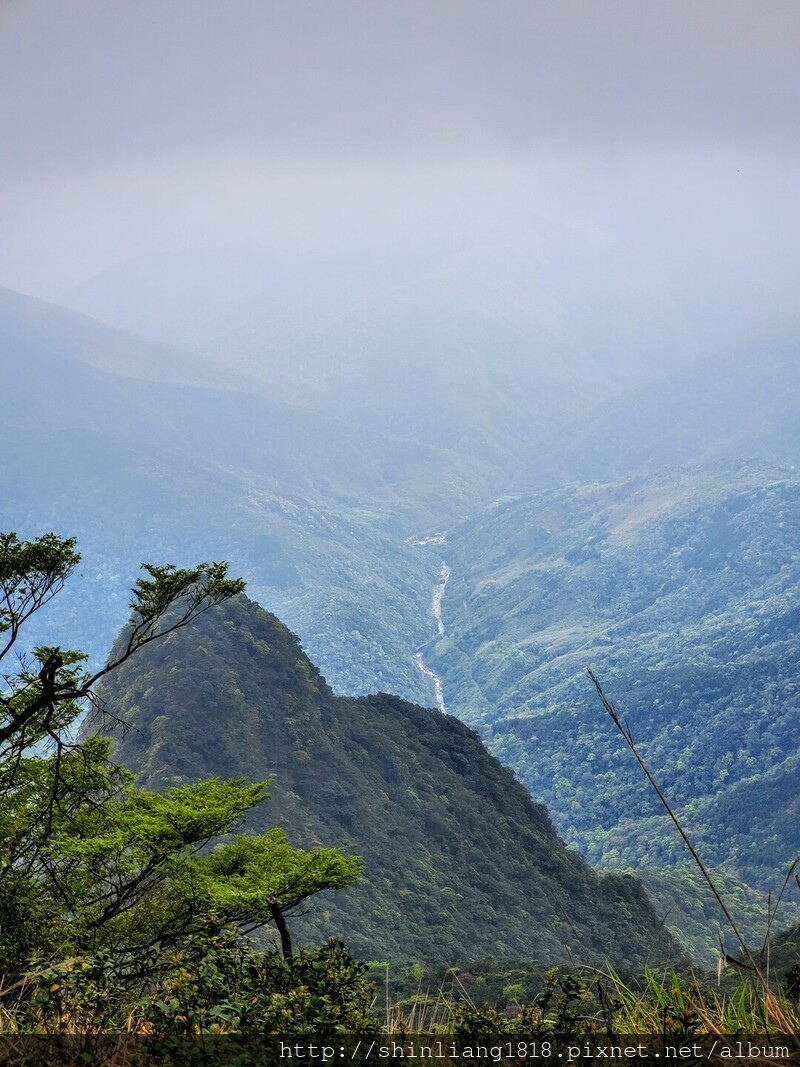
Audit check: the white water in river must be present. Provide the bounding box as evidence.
[414,561,450,712]
[413,651,446,713]
[432,562,451,636]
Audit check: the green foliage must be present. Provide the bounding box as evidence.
[0,532,80,640]
[454,968,603,1041]
[190,833,362,929]
[128,562,245,646]
[29,951,133,1034]
[24,932,375,1037]
[138,931,374,1036]
[0,530,364,1035]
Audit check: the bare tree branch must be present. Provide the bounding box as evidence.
[587,667,763,978]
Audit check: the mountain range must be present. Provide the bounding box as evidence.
[4,276,800,970]
[61,235,722,470]
[0,283,495,703]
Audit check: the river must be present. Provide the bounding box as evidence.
[414,560,450,712]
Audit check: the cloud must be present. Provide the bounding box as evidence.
[1,0,799,311]
[2,0,800,176]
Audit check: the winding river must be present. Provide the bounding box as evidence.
[414,560,450,713]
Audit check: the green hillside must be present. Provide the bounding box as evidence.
[425,460,800,894]
[91,593,674,969]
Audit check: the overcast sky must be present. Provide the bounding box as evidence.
[1,0,799,317]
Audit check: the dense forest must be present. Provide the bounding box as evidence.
[421,461,800,953]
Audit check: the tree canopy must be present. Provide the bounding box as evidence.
[0,531,365,1032]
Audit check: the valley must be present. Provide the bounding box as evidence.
[4,0,800,1040]
[2,280,800,970]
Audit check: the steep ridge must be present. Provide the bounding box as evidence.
[91,594,674,968]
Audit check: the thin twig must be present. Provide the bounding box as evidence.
[587,668,763,979]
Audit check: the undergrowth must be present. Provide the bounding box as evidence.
[375,962,800,1038]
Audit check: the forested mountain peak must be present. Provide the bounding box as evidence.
[92,593,674,967]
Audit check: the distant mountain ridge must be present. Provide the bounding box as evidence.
[0,284,500,513]
[0,284,499,700]
[65,238,799,478]
[0,284,225,389]
[529,341,800,487]
[91,593,674,968]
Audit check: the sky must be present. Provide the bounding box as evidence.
[1,0,800,345]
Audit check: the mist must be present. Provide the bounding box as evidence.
[0,0,797,404]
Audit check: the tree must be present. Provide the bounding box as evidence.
[0,531,244,757]
[0,532,363,1023]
